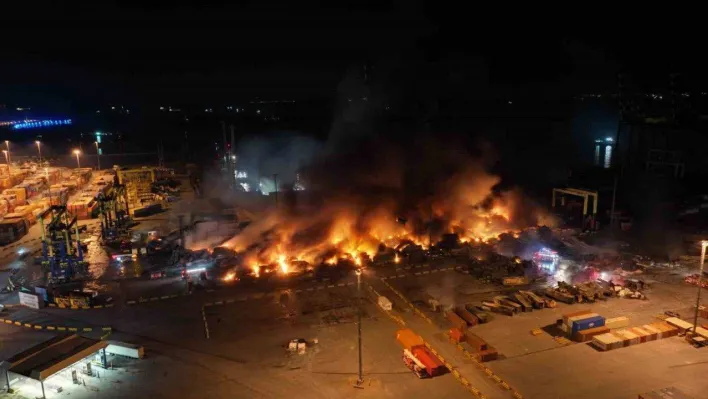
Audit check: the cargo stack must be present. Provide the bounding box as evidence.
[591,322,679,351]
[605,316,630,329]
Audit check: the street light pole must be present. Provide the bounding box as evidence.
[355,268,363,386]
[692,241,707,335]
[2,150,8,165]
[35,141,42,163]
[73,150,81,168]
[95,141,101,170]
[4,141,10,165]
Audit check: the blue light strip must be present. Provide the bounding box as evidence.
[12,119,72,130]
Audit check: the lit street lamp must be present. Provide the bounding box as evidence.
[73,149,81,168]
[4,141,10,164]
[94,141,101,170]
[35,140,42,163]
[693,241,708,335]
[355,268,363,386]
[2,150,8,165]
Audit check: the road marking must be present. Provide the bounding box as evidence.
[337,283,345,287]
[388,276,396,279]
[422,271,429,274]
[327,284,335,288]
[414,272,421,276]
[347,282,355,286]
[83,327,93,332]
[317,286,325,290]
[397,274,405,278]
[46,326,55,330]
[306,287,315,291]
[295,289,302,293]
[68,327,78,332]
[58,327,66,331]
[34,325,42,330]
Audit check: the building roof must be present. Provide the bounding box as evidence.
[0,334,107,381]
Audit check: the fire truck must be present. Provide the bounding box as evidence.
[402,346,445,379]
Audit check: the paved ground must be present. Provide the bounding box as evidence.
[385,263,708,399]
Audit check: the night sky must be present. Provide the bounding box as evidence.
[1,3,707,109]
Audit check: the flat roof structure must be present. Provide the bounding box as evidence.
[1,334,107,382]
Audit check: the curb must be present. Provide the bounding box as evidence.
[0,317,112,333]
[48,303,115,310]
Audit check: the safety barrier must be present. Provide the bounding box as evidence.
[202,282,358,308]
[380,265,470,281]
[0,317,112,333]
[125,291,192,305]
[48,303,115,310]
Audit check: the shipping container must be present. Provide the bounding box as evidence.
[512,293,533,312]
[477,346,498,362]
[573,326,610,342]
[562,309,592,324]
[519,290,545,309]
[629,327,650,343]
[449,328,464,343]
[465,305,490,323]
[481,301,515,316]
[502,276,528,286]
[105,341,145,359]
[571,315,606,335]
[455,306,479,327]
[410,345,445,377]
[396,329,424,350]
[642,325,660,341]
[605,316,630,329]
[0,217,29,245]
[465,333,488,352]
[591,333,620,351]
[446,310,467,331]
[665,317,693,333]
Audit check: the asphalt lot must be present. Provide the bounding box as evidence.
[385,263,708,399]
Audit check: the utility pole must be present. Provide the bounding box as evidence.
[355,269,363,386]
[693,241,707,336]
[273,174,278,207]
[230,125,236,191]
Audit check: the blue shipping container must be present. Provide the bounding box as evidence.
[572,315,606,334]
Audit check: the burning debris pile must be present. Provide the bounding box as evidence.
[218,134,555,278]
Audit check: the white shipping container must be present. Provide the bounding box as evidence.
[605,316,630,329]
[378,296,393,311]
[106,341,144,359]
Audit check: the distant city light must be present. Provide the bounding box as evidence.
[12,119,72,130]
[605,137,614,142]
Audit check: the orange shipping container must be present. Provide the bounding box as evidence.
[573,326,610,342]
[449,328,464,343]
[396,329,424,350]
[562,309,592,324]
[465,333,488,352]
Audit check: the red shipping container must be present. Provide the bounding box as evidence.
[410,345,445,377]
[465,333,488,352]
[446,311,467,331]
[455,306,479,326]
[449,328,464,343]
